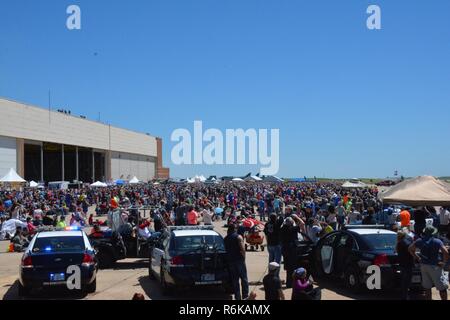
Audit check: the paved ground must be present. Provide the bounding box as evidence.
[0,218,445,300]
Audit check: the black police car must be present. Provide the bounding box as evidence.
[148,226,231,295]
[312,226,422,291]
[19,227,98,296]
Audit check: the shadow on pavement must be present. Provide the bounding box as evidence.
[3,280,88,300]
[138,276,232,301]
[109,259,149,270]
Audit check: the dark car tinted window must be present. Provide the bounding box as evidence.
[33,236,85,253]
[174,235,225,252]
[360,234,396,251]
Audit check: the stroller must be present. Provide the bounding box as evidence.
[242,219,265,252]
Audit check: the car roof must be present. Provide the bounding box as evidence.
[172,230,220,237]
[37,231,84,238]
[348,229,396,236]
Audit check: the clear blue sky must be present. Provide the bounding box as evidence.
[1,0,450,179]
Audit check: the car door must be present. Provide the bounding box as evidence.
[334,233,357,276]
[151,236,166,276]
[318,233,338,275]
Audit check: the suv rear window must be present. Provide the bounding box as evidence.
[33,236,85,253]
[360,234,396,251]
[174,235,225,252]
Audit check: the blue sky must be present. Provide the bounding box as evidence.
[1,0,449,179]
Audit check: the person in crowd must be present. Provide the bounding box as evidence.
[439,207,450,236]
[280,215,303,288]
[413,207,428,237]
[26,217,36,236]
[336,201,347,230]
[306,218,322,244]
[326,205,337,230]
[263,262,285,300]
[396,229,414,300]
[132,293,145,300]
[201,205,214,226]
[362,207,377,225]
[409,226,449,300]
[264,213,284,267]
[291,267,321,300]
[258,198,266,222]
[186,206,199,226]
[11,227,29,252]
[224,224,249,300]
[399,208,411,228]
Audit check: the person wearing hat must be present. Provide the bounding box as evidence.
[263,262,285,300]
[291,267,321,300]
[409,225,449,300]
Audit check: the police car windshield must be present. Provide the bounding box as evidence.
[360,234,396,251]
[174,235,225,253]
[33,237,85,253]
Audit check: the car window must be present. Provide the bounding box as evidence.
[33,236,85,253]
[337,234,357,250]
[360,234,396,251]
[174,235,225,252]
[322,233,338,246]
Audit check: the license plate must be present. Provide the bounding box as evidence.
[201,274,215,282]
[412,275,421,284]
[50,273,65,282]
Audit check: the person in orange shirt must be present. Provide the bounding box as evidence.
[399,209,411,227]
[187,206,199,225]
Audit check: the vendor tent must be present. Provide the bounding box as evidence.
[0,168,26,183]
[129,176,140,184]
[91,181,107,187]
[342,181,367,189]
[29,181,39,188]
[379,176,450,206]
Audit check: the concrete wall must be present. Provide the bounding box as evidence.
[0,98,157,157]
[0,136,17,177]
[111,151,156,182]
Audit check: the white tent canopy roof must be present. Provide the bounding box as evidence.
[129,176,140,184]
[0,168,26,183]
[379,175,450,206]
[342,181,367,189]
[91,181,107,187]
[29,181,39,188]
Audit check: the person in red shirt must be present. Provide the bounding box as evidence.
[187,206,199,225]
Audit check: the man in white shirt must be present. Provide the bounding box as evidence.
[201,207,214,225]
[439,207,450,234]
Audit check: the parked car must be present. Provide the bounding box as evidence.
[19,227,98,296]
[311,226,422,292]
[148,226,231,295]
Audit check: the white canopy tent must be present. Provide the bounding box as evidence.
[232,178,244,182]
[0,168,26,183]
[342,181,368,189]
[129,176,140,184]
[91,181,108,188]
[29,181,39,188]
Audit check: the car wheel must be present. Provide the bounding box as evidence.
[18,282,31,297]
[345,267,362,292]
[245,244,248,251]
[261,245,265,252]
[84,279,97,294]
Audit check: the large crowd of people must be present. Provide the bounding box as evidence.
[0,181,449,300]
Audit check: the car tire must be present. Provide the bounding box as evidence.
[84,279,97,294]
[18,282,31,297]
[245,244,248,251]
[344,266,362,292]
